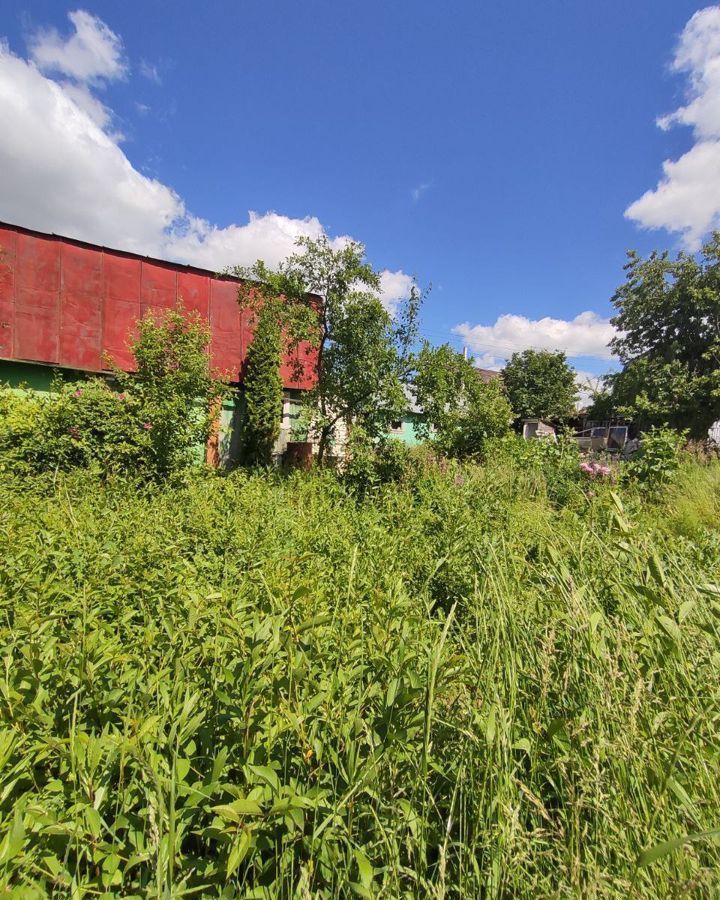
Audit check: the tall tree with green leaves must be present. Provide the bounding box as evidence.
[241,305,283,466]
[607,235,720,437]
[413,343,513,457]
[501,349,578,422]
[234,236,420,463]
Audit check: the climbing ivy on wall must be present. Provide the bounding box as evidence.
[241,305,283,466]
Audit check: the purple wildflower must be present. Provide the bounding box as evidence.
[143,422,154,430]
[73,389,83,398]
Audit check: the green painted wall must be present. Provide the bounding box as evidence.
[386,412,424,447]
[0,359,74,393]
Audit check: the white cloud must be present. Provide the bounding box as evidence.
[28,9,127,83]
[411,181,432,203]
[378,270,415,314]
[0,42,181,253]
[140,60,161,84]
[626,6,720,249]
[454,311,616,361]
[166,211,347,271]
[471,352,503,371]
[0,16,413,308]
[59,80,114,132]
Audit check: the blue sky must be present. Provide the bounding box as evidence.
[1,0,717,389]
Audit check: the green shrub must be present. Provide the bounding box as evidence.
[115,308,228,476]
[0,309,227,478]
[0,386,44,467]
[343,429,415,495]
[0,378,147,474]
[484,431,585,507]
[626,426,687,492]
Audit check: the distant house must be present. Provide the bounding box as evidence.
[387,388,425,446]
[386,367,501,445]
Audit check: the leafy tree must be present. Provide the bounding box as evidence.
[501,349,578,423]
[608,235,720,437]
[235,236,420,463]
[413,343,513,458]
[116,308,228,475]
[241,305,284,466]
[585,385,616,422]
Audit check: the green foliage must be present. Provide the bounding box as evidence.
[343,428,415,496]
[626,426,687,493]
[414,343,513,457]
[235,236,421,462]
[485,431,585,507]
[0,378,151,475]
[241,306,283,466]
[586,384,616,421]
[608,235,720,437]
[0,309,227,478]
[1,459,719,896]
[117,308,227,476]
[501,348,579,422]
[662,460,720,537]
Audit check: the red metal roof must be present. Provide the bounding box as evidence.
[0,220,318,389]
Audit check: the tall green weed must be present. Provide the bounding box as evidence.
[0,460,718,896]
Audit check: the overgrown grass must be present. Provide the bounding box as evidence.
[0,458,719,896]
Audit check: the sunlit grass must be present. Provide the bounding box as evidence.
[0,461,719,896]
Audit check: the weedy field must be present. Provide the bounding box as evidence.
[0,455,719,897]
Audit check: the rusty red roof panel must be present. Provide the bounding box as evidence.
[0,220,318,389]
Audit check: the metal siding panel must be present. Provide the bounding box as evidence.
[291,342,318,390]
[103,297,140,370]
[59,292,103,370]
[62,242,103,295]
[103,255,141,371]
[15,286,58,310]
[0,227,16,303]
[177,271,210,317]
[14,304,59,363]
[16,233,61,293]
[105,253,141,300]
[210,280,242,380]
[0,299,13,357]
[60,243,103,371]
[142,260,177,311]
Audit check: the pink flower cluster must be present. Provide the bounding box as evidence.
[580,461,611,479]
